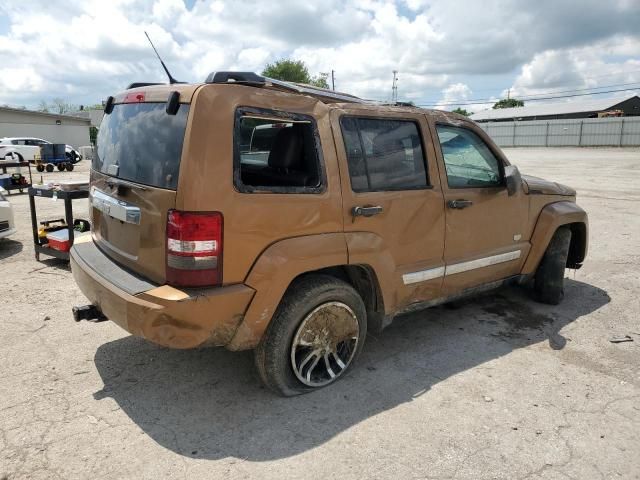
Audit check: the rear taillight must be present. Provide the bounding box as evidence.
[166,210,223,287]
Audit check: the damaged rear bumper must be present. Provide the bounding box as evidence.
[70,235,255,349]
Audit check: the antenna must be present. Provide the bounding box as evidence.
[392,70,398,103]
[144,31,180,84]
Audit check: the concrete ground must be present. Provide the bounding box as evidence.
[0,147,638,480]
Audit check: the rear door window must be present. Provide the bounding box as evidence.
[340,117,428,192]
[94,103,190,190]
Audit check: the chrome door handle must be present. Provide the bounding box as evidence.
[352,205,383,218]
[447,199,473,209]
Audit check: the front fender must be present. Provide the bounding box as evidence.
[521,201,588,275]
[226,233,348,351]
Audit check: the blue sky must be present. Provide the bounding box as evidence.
[0,0,638,112]
[0,11,10,35]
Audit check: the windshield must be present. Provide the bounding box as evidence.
[94,103,190,190]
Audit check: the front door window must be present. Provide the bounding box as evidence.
[436,125,502,188]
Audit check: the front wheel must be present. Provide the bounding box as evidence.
[534,226,572,305]
[255,275,367,396]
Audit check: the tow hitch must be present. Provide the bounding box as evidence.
[72,305,107,322]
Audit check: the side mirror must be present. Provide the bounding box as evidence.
[505,165,522,196]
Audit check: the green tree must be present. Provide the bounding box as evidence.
[452,107,472,116]
[38,98,77,114]
[311,72,330,89]
[262,59,330,88]
[89,126,99,145]
[263,59,310,83]
[493,98,524,109]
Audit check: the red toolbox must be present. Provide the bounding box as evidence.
[45,229,70,252]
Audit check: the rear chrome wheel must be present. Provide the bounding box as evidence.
[291,302,359,387]
[255,274,367,396]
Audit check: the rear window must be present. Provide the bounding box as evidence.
[94,103,190,190]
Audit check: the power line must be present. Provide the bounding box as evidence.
[414,86,640,107]
[460,70,640,96]
[379,69,640,97]
[410,81,640,106]
[502,81,640,99]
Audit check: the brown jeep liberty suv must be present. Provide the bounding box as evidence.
[71,72,588,396]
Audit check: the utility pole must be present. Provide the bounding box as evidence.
[331,70,335,91]
[507,88,511,100]
[392,70,398,103]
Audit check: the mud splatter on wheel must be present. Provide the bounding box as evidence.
[255,274,367,396]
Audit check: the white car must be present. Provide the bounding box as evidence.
[0,137,81,163]
[0,188,16,239]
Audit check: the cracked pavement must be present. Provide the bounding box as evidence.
[0,147,638,479]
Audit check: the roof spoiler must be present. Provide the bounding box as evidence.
[205,71,266,86]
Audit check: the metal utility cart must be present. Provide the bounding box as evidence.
[28,185,89,261]
[34,144,75,173]
[0,161,32,194]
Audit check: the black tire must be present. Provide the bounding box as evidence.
[11,153,24,163]
[534,226,572,305]
[36,164,45,172]
[66,163,74,171]
[45,164,54,173]
[57,163,65,171]
[255,274,367,396]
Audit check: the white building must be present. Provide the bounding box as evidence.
[70,108,104,128]
[0,106,91,148]
[471,95,640,122]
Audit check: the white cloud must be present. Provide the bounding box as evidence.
[0,0,638,109]
[435,83,472,110]
[508,40,640,103]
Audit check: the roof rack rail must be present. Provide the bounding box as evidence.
[204,70,368,104]
[265,77,369,104]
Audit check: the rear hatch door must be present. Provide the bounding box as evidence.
[91,100,190,284]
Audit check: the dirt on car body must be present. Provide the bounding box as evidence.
[70,72,588,395]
